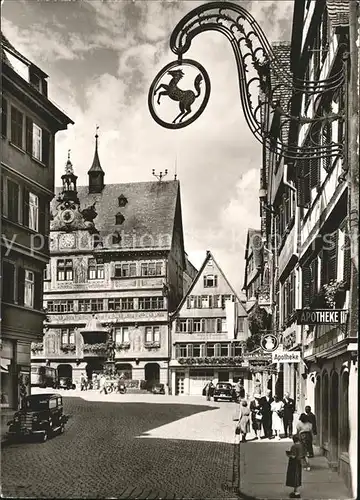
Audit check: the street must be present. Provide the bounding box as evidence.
[1,393,238,499]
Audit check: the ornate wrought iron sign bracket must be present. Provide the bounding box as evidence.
[148,1,345,161]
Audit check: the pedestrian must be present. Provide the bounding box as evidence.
[236,399,251,443]
[99,374,107,395]
[295,413,312,470]
[285,434,303,498]
[259,389,273,439]
[205,380,213,401]
[283,392,296,438]
[250,393,262,439]
[271,394,284,440]
[304,406,317,457]
[80,374,85,391]
[235,380,245,402]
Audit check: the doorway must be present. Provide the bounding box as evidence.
[57,364,73,381]
[145,363,160,386]
[176,372,185,395]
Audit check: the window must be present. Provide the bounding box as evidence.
[220,344,229,356]
[88,258,104,279]
[10,106,23,148]
[115,213,125,225]
[43,264,51,281]
[201,295,209,308]
[118,195,128,207]
[221,318,227,333]
[237,318,244,332]
[114,262,137,277]
[193,344,201,357]
[57,259,73,281]
[284,272,296,320]
[24,270,34,308]
[115,327,129,344]
[23,191,39,231]
[193,319,202,333]
[2,97,7,137]
[145,326,160,343]
[176,319,187,332]
[78,299,104,312]
[7,179,19,222]
[139,297,164,310]
[61,328,75,345]
[206,343,215,357]
[206,318,216,333]
[175,344,187,357]
[2,261,15,303]
[108,297,134,311]
[46,300,74,313]
[221,295,232,308]
[29,71,42,91]
[321,231,338,285]
[140,262,163,276]
[32,123,42,161]
[203,275,217,287]
[234,343,243,356]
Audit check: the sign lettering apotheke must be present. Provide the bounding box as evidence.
[296,309,348,325]
[272,351,301,363]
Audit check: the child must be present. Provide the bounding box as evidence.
[285,435,302,498]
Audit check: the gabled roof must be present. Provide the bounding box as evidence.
[173,250,247,316]
[51,180,181,250]
[1,32,48,77]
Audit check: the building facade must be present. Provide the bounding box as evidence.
[31,136,186,388]
[251,1,357,495]
[169,251,250,396]
[1,35,73,409]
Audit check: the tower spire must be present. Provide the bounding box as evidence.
[60,148,78,202]
[88,125,105,193]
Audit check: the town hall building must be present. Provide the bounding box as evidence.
[31,132,186,388]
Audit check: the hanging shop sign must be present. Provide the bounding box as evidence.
[260,334,279,353]
[272,351,301,363]
[296,309,348,325]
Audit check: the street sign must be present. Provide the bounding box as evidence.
[296,309,347,325]
[260,334,279,353]
[272,350,301,363]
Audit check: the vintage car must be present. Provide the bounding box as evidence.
[6,393,69,442]
[151,383,165,395]
[213,382,236,402]
[55,377,76,390]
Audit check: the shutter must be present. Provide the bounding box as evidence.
[23,187,29,227]
[186,297,191,309]
[310,258,318,296]
[2,261,15,302]
[214,275,218,287]
[208,295,213,308]
[38,196,47,234]
[42,129,50,166]
[302,265,311,307]
[17,267,25,306]
[201,319,206,332]
[200,344,206,357]
[327,231,338,281]
[322,122,332,172]
[215,343,221,357]
[175,345,180,358]
[26,117,33,154]
[187,344,193,357]
[203,276,207,287]
[310,155,320,189]
[33,271,43,310]
[297,160,310,208]
[343,232,351,287]
[1,97,7,137]
[187,319,193,333]
[319,250,326,287]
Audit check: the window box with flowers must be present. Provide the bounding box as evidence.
[61,343,76,353]
[144,341,161,349]
[178,356,244,366]
[322,280,347,309]
[83,343,107,355]
[31,342,44,354]
[115,342,131,351]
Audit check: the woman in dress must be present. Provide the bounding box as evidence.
[271,394,284,440]
[237,400,251,443]
[296,413,312,470]
[250,393,262,439]
[285,434,303,498]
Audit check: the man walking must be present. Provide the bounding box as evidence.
[205,380,214,401]
[260,389,273,438]
[283,392,296,438]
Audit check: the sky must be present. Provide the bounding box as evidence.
[2,0,294,295]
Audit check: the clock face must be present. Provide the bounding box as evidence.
[59,233,76,249]
[61,209,75,224]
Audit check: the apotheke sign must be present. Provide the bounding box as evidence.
[272,351,301,363]
[296,309,347,325]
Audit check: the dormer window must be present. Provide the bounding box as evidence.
[29,71,41,91]
[118,195,128,207]
[115,212,125,225]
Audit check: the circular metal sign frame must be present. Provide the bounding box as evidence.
[148,59,211,130]
[260,334,279,353]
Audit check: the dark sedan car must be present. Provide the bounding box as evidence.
[213,382,236,402]
[7,393,69,442]
[152,383,165,395]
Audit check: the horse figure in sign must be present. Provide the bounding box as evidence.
[154,69,203,124]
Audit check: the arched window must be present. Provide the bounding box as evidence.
[340,371,349,453]
[322,372,329,445]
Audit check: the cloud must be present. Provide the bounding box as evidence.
[2,0,293,294]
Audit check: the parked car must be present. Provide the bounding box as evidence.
[56,377,76,390]
[152,383,165,395]
[6,393,69,442]
[213,382,236,402]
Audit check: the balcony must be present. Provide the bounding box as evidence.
[144,341,161,350]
